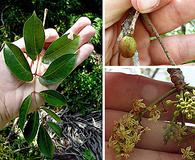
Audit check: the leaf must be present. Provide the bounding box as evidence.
[40,90,66,106]
[23,12,45,60]
[18,95,32,130]
[183,60,195,64]
[41,107,62,122]
[3,43,33,81]
[39,54,76,85]
[47,122,62,137]
[37,124,54,158]
[24,111,39,143]
[42,34,80,64]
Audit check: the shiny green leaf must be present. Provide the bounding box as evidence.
[40,90,66,106]
[24,112,39,143]
[23,12,45,60]
[41,107,62,122]
[39,54,76,85]
[47,121,62,137]
[19,95,32,130]
[37,124,54,158]
[3,43,33,81]
[42,34,79,64]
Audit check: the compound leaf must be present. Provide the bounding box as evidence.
[42,34,79,64]
[37,124,54,158]
[18,94,32,130]
[24,111,39,143]
[3,43,33,81]
[42,107,62,123]
[47,121,62,137]
[40,90,66,106]
[39,54,76,85]
[23,12,45,60]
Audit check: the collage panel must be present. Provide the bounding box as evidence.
[105,0,195,66]
[0,0,102,160]
[105,68,195,160]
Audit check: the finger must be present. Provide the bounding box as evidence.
[105,22,121,65]
[131,0,171,13]
[44,28,59,49]
[78,25,96,47]
[105,0,132,28]
[75,43,94,66]
[147,0,195,34]
[66,17,92,35]
[149,34,195,65]
[105,142,182,160]
[106,72,173,109]
[106,109,194,153]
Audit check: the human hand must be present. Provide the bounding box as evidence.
[105,72,191,159]
[105,0,195,66]
[0,17,95,129]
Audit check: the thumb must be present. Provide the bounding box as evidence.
[131,0,160,13]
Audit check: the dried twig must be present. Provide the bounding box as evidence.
[141,14,176,66]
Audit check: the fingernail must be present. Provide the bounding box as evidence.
[138,0,160,13]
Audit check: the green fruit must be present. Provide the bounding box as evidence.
[119,36,137,58]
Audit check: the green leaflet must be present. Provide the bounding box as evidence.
[37,124,54,158]
[18,95,32,130]
[41,107,62,123]
[47,121,62,137]
[40,90,66,106]
[24,112,39,143]
[23,12,45,60]
[39,54,76,85]
[3,43,33,82]
[42,34,80,64]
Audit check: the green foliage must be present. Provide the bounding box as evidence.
[42,107,62,123]
[83,148,95,160]
[3,12,80,158]
[19,95,32,130]
[40,90,66,106]
[58,53,102,114]
[23,11,45,60]
[3,43,33,81]
[24,112,39,143]
[37,125,54,158]
[42,34,80,64]
[40,54,76,85]
[47,121,62,137]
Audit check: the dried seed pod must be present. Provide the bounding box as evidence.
[119,36,136,58]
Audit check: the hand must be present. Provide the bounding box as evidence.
[105,0,195,65]
[105,72,188,160]
[0,17,95,129]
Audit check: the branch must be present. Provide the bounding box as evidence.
[141,14,176,66]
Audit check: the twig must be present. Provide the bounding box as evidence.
[151,68,159,78]
[141,14,176,66]
[128,10,140,35]
[149,88,177,107]
[42,8,48,28]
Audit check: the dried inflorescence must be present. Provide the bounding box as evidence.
[108,113,148,159]
[163,122,188,144]
[181,146,195,160]
[109,99,161,159]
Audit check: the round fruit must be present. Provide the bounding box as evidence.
[118,36,137,58]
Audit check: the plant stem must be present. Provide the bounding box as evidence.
[43,8,48,28]
[149,88,177,107]
[141,14,176,66]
